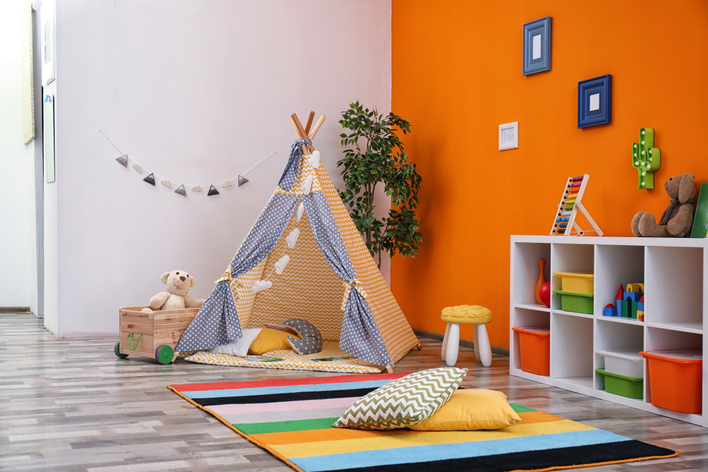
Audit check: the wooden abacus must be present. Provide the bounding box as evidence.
[550,174,603,236]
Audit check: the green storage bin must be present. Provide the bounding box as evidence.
[596,368,643,399]
[553,290,593,314]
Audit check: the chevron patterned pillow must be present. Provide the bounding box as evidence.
[333,367,468,430]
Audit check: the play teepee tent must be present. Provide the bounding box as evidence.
[176,113,419,371]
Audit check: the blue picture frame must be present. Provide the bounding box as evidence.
[578,74,612,128]
[522,17,552,76]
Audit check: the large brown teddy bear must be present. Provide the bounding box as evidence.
[631,173,696,237]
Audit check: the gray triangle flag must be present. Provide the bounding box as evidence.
[143,173,156,186]
[174,184,186,196]
[238,175,249,187]
[207,185,220,196]
[116,155,128,167]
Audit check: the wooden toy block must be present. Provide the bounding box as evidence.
[623,291,643,302]
[619,299,630,318]
[603,305,617,317]
[626,283,644,293]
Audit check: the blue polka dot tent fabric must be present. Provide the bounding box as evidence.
[176,138,419,371]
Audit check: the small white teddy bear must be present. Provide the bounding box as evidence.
[141,270,205,313]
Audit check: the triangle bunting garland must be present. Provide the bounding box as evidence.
[101,129,279,199]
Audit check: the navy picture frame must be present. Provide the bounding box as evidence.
[522,17,552,76]
[578,74,612,128]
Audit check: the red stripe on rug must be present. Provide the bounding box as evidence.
[170,372,409,392]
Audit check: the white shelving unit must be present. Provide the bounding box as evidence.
[510,235,707,427]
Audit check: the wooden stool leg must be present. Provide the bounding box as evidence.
[472,325,481,363]
[441,323,451,362]
[473,323,492,367]
[444,323,460,367]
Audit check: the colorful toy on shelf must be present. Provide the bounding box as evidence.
[632,128,661,189]
[550,174,603,236]
[637,294,645,321]
[539,281,551,308]
[535,259,547,305]
[604,282,644,320]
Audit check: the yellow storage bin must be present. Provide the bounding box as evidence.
[553,272,594,294]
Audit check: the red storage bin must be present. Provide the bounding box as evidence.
[640,350,702,414]
[513,327,550,376]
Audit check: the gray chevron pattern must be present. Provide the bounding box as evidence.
[333,367,468,430]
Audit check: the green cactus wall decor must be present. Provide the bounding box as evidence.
[632,128,661,189]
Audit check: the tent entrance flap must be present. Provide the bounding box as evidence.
[247,211,345,342]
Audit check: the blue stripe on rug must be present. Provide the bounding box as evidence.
[291,430,630,471]
[183,380,392,399]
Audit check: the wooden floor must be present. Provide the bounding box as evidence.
[2,312,708,471]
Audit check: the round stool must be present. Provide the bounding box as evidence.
[441,305,493,367]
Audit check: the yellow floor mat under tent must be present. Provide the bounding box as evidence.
[183,342,383,374]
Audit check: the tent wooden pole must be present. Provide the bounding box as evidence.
[304,111,315,135]
[290,114,307,139]
[291,112,326,155]
[308,115,325,140]
[290,114,311,155]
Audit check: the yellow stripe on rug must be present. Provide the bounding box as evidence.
[272,419,596,458]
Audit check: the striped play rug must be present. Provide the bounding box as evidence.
[168,373,677,472]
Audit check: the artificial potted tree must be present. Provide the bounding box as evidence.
[338,101,422,268]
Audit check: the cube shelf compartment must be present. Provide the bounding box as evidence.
[510,236,706,427]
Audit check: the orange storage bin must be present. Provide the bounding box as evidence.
[513,327,550,376]
[640,350,702,414]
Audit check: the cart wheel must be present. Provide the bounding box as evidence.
[114,342,128,359]
[156,345,174,365]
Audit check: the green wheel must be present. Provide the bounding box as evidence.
[114,342,128,359]
[156,345,174,365]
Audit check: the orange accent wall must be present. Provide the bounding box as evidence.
[391,1,708,349]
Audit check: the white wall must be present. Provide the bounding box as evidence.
[0,1,39,314]
[50,0,392,336]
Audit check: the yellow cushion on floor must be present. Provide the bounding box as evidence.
[441,305,492,324]
[248,328,300,355]
[410,389,521,431]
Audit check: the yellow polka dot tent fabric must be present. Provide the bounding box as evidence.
[176,139,419,371]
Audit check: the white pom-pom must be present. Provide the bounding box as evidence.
[251,280,273,293]
[308,150,320,168]
[303,175,313,195]
[275,255,290,274]
[286,228,300,248]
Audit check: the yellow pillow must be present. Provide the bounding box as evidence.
[248,328,300,355]
[409,389,521,431]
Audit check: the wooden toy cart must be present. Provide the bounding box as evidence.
[114,306,198,364]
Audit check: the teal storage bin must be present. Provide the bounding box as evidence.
[553,290,593,314]
[596,368,643,399]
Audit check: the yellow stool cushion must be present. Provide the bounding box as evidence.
[441,305,492,324]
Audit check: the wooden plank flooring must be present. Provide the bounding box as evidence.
[2,311,708,471]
